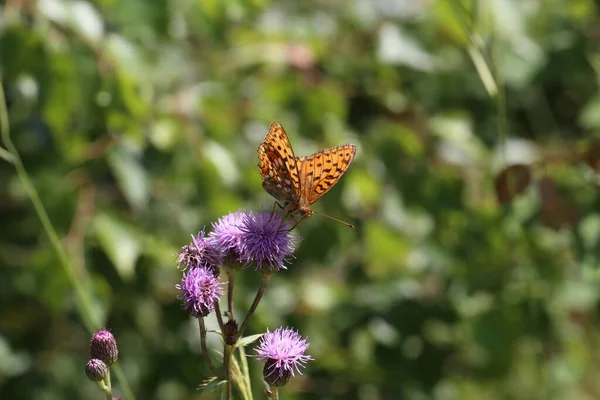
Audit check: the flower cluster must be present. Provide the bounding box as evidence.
[208,210,298,272]
[178,211,298,274]
[175,211,298,318]
[174,210,312,392]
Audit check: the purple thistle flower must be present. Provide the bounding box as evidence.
[208,211,246,265]
[177,229,221,274]
[238,211,298,272]
[90,328,118,365]
[85,359,108,382]
[176,266,223,317]
[254,327,313,387]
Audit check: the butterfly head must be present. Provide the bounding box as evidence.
[297,206,314,219]
[282,202,312,219]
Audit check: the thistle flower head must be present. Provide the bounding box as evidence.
[254,327,313,387]
[176,266,223,317]
[238,212,298,272]
[177,229,221,274]
[90,328,118,365]
[208,211,246,265]
[85,359,108,382]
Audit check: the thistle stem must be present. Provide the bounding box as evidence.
[271,387,279,400]
[224,344,234,400]
[198,317,219,377]
[227,269,235,318]
[237,273,271,340]
[98,375,112,400]
[214,301,225,331]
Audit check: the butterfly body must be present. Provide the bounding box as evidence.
[257,121,356,224]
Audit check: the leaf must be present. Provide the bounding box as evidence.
[236,333,264,349]
[230,354,252,400]
[198,376,226,393]
[93,213,140,280]
[107,148,150,212]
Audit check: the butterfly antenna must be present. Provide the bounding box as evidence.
[311,210,355,228]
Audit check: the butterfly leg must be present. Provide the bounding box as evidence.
[273,201,285,213]
[268,201,290,230]
[268,201,285,221]
[286,213,307,231]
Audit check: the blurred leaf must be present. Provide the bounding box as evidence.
[579,93,600,129]
[107,148,150,212]
[93,213,141,280]
[364,222,409,278]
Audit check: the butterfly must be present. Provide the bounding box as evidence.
[257,121,356,227]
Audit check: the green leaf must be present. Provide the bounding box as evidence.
[107,148,150,212]
[198,376,226,393]
[236,333,264,349]
[93,213,140,280]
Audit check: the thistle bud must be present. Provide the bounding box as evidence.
[90,328,119,365]
[85,359,108,382]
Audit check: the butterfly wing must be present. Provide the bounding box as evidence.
[257,122,301,205]
[298,143,356,206]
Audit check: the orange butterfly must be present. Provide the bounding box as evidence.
[257,122,356,227]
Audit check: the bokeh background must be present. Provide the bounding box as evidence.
[2,0,600,399]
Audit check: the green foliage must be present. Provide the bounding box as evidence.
[1,0,600,399]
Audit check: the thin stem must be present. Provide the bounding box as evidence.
[198,318,219,377]
[98,377,112,400]
[271,387,279,400]
[0,81,97,331]
[227,269,235,318]
[224,344,234,400]
[214,301,225,331]
[0,79,136,400]
[236,273,271,340]
[104,369,113,400]
[0,146,14,163]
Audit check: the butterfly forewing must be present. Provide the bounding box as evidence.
[257,122,301,205]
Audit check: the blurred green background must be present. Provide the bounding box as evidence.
[2,0,600,399]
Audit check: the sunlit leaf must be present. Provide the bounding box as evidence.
[93,213,141,280]
[107,148,150,212]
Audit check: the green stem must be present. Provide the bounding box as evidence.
[198,317,219,377]
[227,269,235,318]
[236,273,271,340]
[224,344,234,400]
[0,79,135,400]
[97,377,112,400]
[214,301,225,331]
[0,81,97,330]
[105,369,112,399]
